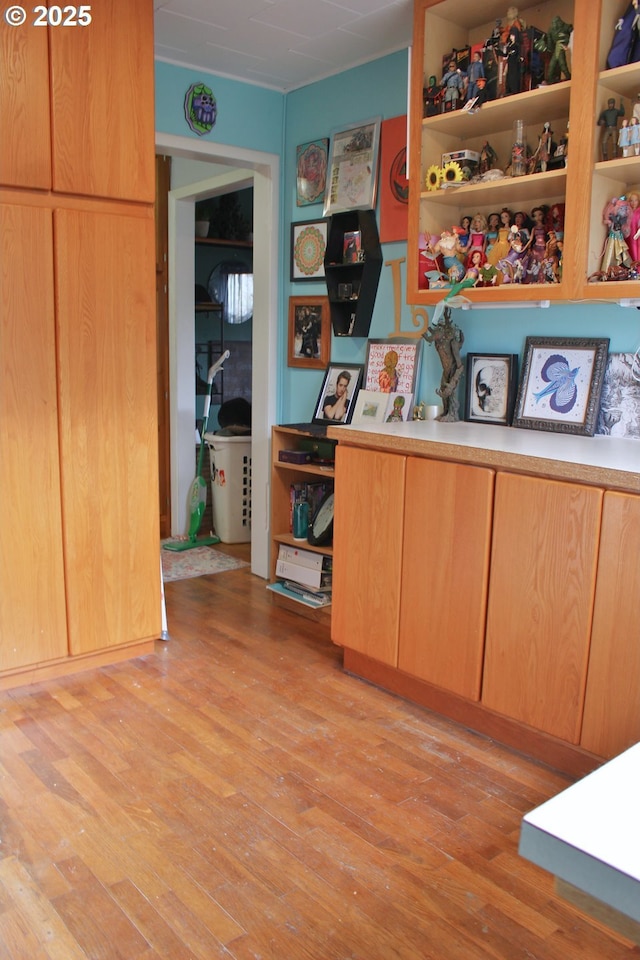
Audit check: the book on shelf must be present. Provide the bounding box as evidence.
[282,580,332,601]
[266,580,331,608]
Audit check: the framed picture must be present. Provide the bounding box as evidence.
[296,138,329,207]
[287,296,330,370]
[352,389,413,425]
[323,117,381,217]
[464,353,519,426]
[596,352,640,438]
[290,219,327,281]
[312,363,364,425]
[364,339,422,395]
[513,336,610,436]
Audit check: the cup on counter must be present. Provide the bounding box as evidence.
[424,404,441,420]
[292,501,309,540]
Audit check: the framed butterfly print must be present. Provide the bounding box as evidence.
[513,336,610,436]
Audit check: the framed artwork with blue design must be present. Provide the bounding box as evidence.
[513,336,610,436]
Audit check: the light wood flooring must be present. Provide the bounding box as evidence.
[1,552,638,960]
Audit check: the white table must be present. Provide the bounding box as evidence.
[520,742,640,943]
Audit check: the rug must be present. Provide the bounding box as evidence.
[161,540,249,582]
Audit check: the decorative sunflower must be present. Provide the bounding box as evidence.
[442,161,463,184]
[426,164,441,191]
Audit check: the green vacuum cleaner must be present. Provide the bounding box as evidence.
[163,349,230,553]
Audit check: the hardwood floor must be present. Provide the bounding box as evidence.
[0,561,637,959]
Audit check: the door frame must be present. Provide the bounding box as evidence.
[155,132,279,579]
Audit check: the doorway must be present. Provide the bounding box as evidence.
[155,132,280,579]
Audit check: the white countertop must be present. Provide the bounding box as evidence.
[519,742,640,922]
[329,420,640,492]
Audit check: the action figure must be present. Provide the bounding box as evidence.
[598,98,625,160]
[423,75,441,118]
[465,51,485,105]
[529,122,554,173]
[422,308,464,422]
[479,140,498,173]
[440,60,466,112]
[535,16,572,84]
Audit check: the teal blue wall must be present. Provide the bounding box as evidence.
[155,55,640,422]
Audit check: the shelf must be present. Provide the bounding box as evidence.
[422,82,572,139]
[419,168,567,208]
[273,532,333,556]
[593,157,640,185]
[195,302,222,312]
[273,460,335,478]
[195,237,253,248]
[598,62,640,100]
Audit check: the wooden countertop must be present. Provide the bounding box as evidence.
[327,421,640,493]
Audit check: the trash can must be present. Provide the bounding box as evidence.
[204,433,252,543]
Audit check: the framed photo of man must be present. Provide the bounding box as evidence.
[312,364,363,424]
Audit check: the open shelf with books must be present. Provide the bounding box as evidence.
[269,426,337,625]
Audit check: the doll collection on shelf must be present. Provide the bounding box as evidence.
[419,3,640,288]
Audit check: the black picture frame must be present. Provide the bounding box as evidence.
[464,353,519,426]
[312,363,363,425]
[513,336,610,436]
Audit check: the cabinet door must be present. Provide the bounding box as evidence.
[0,204,68,669]
[49,0,155,202]
[332,446,405,665]
[0,20,51,188]
[581,491,640,758]
[398,458,494,700]
[55,207,161,654]
[482,473,602,743]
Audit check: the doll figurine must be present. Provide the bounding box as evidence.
[486,207,513,271]
[458,215,472,250]
[484,212,501,258]
[601,196,632,273]
[465,212,487,264]
[479,140,498,173]
[630,116,640,155]
[619,117,632,157]
[529,122,554,173]
[626,192,640,261]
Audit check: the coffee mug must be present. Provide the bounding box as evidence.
[293,501,309,540]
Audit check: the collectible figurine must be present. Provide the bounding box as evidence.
[440,60,466,112]
[465,50,485,106]
[422,307,464,422]
[486,207,513,270]
[458,215,472,250]
[598,98,625,160]
[535,16,573,83]
[479,140,498,173]
[465,212,487,264]
[529,206,549,269]
[498,226,531,283]
[619,117,632,156]
[484,212,501,258]
[606,1,640,69]
[426,228,465,275]
[626,191,640,261]
[529,122,554,173]
[600,196,632,273]
[546,203,565,239]
[502,28,522,96]
[630,117,640,155]
[513,210,531,242]
[634,92,640,122]
[423,75,441,117]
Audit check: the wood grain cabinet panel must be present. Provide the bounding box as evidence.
[581,491,640,758]
[482,473,603,743]
[49,0,155,202]
[0,21,51,188]
[332,446,405,666]
[398,458,494,700]
[0,204,67,669]
[55,207,161,654]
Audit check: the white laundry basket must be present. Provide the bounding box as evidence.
[204,433,252,543]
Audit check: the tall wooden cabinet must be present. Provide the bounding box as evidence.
[0,0,160,687]
[408,0,640,304]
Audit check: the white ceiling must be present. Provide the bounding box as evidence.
[154,0,413,92]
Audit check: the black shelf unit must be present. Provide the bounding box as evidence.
[323,210,382,337]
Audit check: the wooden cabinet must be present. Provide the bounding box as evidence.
[332,448,494,699]
[0,203,68,670]
[0,21,51,188]
[324,211,382,337]
[581,491,640,758]
[0,0,159,687]
[408,0,640,304]
[398,457,494,700]
[332,446,405,663]
[269,426,337,625]
[481,473,603,743]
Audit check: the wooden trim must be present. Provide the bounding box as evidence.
[0,639,156,692]
[342,648,604,779]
